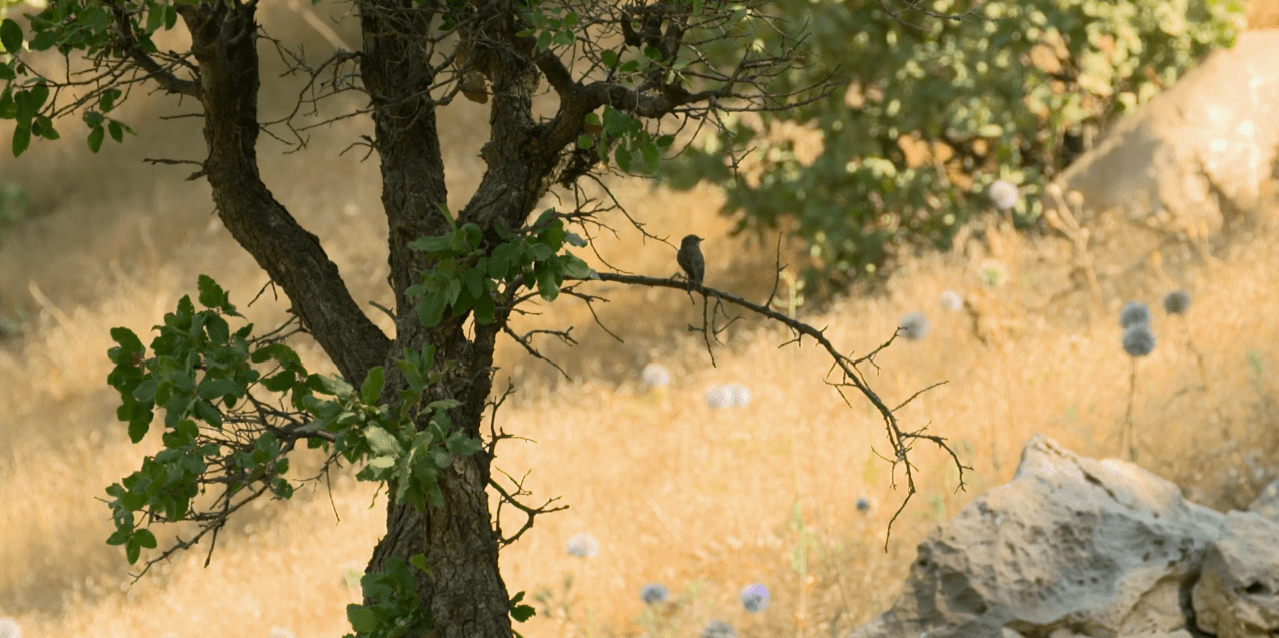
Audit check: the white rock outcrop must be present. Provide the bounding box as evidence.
[850,435,1279,638]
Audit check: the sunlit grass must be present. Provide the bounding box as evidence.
[3,8,1279,636]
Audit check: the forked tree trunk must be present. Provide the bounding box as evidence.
[179,1,527,635]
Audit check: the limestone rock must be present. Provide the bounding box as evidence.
[1192,511,1279,638]
[1247,478,1279,523]
[1045,31,1279,261]
[850,435,1225,638]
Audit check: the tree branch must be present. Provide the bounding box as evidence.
[174,2,392,382]
[591,271,968,540]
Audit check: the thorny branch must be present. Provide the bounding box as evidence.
[589,269,968,543]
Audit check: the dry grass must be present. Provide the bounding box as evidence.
[3,7,1279,638]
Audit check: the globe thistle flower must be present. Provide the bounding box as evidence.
[1119,301,1152,329]
[566,533,600,558]
[1122,324,1155,357]
[706,384,751,408]
[856,497,871,514]
[706,385,733,409]
[1164,290,1192,315]
[0,618,20,638]
[701,620,737,638]
[640,583,669,604]
[988,179,1020,210]
[641,363,673,389]
[939,290,964,312]
[741,583,770,613]
[899,311,931,341]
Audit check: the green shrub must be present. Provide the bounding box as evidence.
[666,0,1245,292]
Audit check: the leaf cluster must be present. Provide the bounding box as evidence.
[343,555,536,638]
[407,209,592,327]
[102,275,483,567]
[0,1,191,155]
[345,556,436,638]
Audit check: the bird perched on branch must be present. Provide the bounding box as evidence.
[677,234,705,290]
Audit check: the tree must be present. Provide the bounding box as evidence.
[0,1,961,635]
[666,0,1244,291]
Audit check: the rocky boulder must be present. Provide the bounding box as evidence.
[849,435,1279,638]
[1045,31,1279,261]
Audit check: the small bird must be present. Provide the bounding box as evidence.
[677,235,705,289]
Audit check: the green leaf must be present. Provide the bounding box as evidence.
[561,254,592,279]
[146,5,165,33]
[615,146,632,172]
[407,234,453,254]
[88,125,105,153]
[364,426,403,456]
[134,528,158,549]
[361,366,385,404]
[577,134,594,150]
[640,141,659,171]
[28,83,48,110]
[410,553,428,571]
[367,456,395,470]
[197,377,242,400]
[0,19,22,54]
[14,91,33,127]
[417,290,446,328]
[11,125,29,157]
[427,399,461,412]
[432,449,452,468]
[193,400,222,428]
[446,435,482,457]
[473,287,494,325]
[463,266,484,301]
[128,417,150,444]
[205,315,230,344]
[535,263,560,301]
[108,120,124,143]
[133,379,160,403]
[346,605,380,633]
[35,116,58,140]
[512,604,536,623]
[489,241,524,279]
[196,275,225,309]
[106,528,131,546]
[29,31,58,52]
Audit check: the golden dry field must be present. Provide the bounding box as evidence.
[2,4,1279,638]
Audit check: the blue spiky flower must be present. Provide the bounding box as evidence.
[641,363,673,389]
[701,620,737,638]
[940,290,964,312]
[1122,324,1155,357]
[566,533,600,558]
[899,311,931,341]
[741,583,770,613]
[640,583,669,604]
[1119,301,1152,329]
[1164,290,1192,315]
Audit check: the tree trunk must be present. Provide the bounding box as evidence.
[180,0,575,633]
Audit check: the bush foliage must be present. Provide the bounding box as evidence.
[667,0,1245,291]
